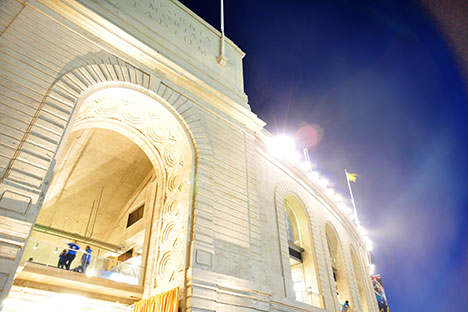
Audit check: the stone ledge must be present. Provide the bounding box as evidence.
[13,262,142,304]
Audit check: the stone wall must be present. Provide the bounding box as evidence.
[0,1,378,311]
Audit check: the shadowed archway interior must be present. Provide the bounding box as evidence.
[38,128,154,244]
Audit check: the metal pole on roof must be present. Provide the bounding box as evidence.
[217,0,228,66]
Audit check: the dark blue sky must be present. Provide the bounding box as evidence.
[181,1,468,310]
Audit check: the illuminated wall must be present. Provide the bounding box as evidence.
[0,1,378,311]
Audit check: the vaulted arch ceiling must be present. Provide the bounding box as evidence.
[38,128,153,241]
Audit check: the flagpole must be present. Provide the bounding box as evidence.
[345,169,360,226]
[220,0,225,55]
[217,0,228,66]
[303,147,312,173]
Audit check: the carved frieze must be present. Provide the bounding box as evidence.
[105,0,215,59]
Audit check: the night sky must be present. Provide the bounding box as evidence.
[180,1,468,311]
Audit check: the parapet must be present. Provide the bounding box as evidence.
[77,0,248,107]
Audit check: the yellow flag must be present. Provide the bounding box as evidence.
[346,172,358,183]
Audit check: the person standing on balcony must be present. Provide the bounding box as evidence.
[80,246,92,272]
[341,300,351,312]
[58,249,67,269]
[64,240,80,270]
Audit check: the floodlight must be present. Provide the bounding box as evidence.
[318,177,329,187]
[268,135,303,164]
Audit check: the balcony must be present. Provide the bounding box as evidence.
[9,230,144,308]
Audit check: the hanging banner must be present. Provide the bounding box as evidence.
[371,274,390,312]
[133,287,179,312]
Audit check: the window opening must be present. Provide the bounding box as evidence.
[127,205,144,228]
[283,196,322,308]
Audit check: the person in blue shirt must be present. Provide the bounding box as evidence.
[341,300,351,312]
[64,240,80,270]
[80,246,92,272]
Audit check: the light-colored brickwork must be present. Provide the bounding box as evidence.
[0,1,379,311]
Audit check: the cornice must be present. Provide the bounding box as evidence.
[32,0,266,133]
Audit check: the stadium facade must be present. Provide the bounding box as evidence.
[0,1,379,311]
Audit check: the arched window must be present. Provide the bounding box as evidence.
[284,195,323,308]
[350,247,370,312]
[325,223,352,307]
[284,203,300,245]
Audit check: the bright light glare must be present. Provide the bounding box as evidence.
[267,135,375,255]
[293,281,305,292]
[109,272,138,285]
[300,161,312,171]
[358,225,367,236]
[335,195,345,204]
[364,236,374,251]
[272,135,296,150]
[318,177,329,187]
[268,135,300,163]
[369,264,376,275]
[3,298,12,309]
[129,255,142,267]
[310,171,320,180]
[56,294,84,312]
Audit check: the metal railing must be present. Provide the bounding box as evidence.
[22,235,144,286]
[293,281,325,308]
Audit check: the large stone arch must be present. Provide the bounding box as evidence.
[69,85,194,293]
[274,180,325,308]
[0,57,217,304]
[2,58,154,208]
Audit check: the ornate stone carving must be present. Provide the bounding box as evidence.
[146,126,166,144]
[122,106,146,124]
[73,86,193,293]
[167,172,181,192]
[95,99,119,115]
[157,250,171,279]
[77,102,93,117]
[161,221,175,243]
[168,130,178,142]
[148,108,161,120]
[164,145,178,167]
[163,196,178,215]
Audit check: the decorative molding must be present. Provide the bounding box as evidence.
[195,249,212,267]
[72,85,193,291]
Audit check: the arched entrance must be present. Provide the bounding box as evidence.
[29,127,154,283]
[7,84,195,309]
[70,85,195,295]
[325,223,352,308]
